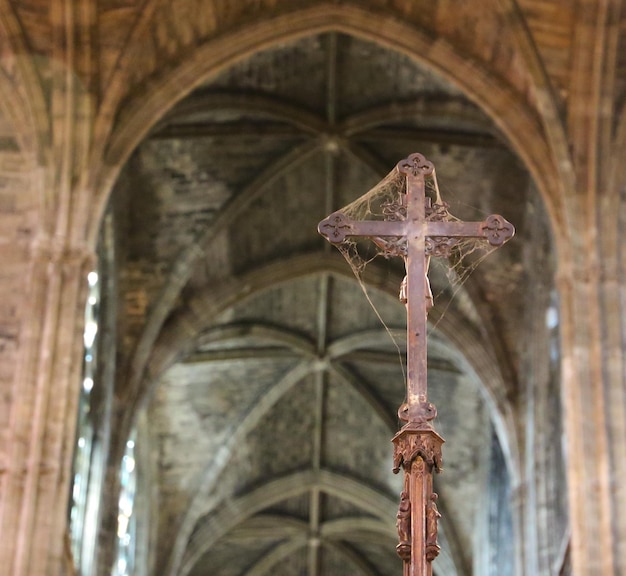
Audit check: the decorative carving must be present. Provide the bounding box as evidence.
[382,198,407,221]
[425,201,450,222]
[425,236,461,257]
[317,211,352,244]
[425,493,442,562]
[396,152,435,176]
[412,454,425,479]
[373,236,407,258]
[392,426,443,474]
[396,490,411,561]
[480,214,515,246]
[424,200,459,256]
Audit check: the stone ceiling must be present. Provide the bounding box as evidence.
[110,32,551,576]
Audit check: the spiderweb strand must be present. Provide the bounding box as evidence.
[330,164,500,368]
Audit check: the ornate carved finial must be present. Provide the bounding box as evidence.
[396,152,435,177]
[480,214,515,246]
[317,211,353,244]
[392,424,443,474]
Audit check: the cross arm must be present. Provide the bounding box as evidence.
[318,211,514,248]
[427,214,515,247]
[317,211,406,244]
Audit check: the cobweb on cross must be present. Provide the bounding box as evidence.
[322,157,510,326]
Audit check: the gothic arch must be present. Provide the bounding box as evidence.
[87,9,550,573]
[177,470,396,576]
[89,3,565,250]
[120,106,524,482]
[128,250,519,490]
[164,329,398,576]
[138,252,515,449]
[122,91,496,417]
[93,13,552,515]
[134,251,519,576]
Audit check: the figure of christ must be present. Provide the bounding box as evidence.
[398,258,433,310]
[369,238,433,311]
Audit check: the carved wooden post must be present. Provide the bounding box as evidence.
[392,423,443,576]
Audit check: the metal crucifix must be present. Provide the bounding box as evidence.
[318,153,514,576]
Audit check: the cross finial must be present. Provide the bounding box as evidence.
[397,152,435,177]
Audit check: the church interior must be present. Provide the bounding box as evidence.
[0,2,624,576]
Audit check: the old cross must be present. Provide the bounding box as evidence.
[318,152,514,576]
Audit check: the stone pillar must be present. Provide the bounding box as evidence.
[595,187,626,576]
[518,194,568,576]
[0,238,94,576]
[558,242,620,576]
[560,3,625,572]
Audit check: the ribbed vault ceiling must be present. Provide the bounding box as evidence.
[111,32,547,576]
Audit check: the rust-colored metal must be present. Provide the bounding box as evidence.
[318,153,514,576]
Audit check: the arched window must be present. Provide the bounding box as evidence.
[113,431,138,576]
[69,270,101,569]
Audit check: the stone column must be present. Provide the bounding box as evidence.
[558,237,620,576]
[0,238,94,576]
[519,194,568,576]
[595,187,626,576]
